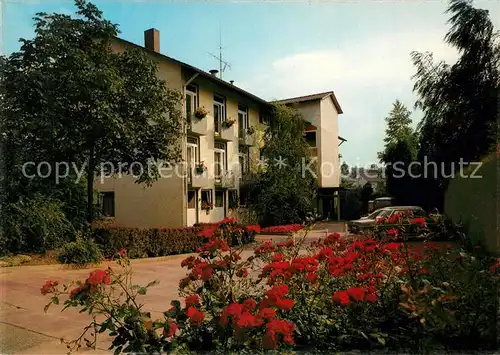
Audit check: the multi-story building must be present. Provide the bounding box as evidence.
[273,92,345,219]
[97,29,271,227]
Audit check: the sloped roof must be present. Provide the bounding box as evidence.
[272,91,343,114]
[114,37,270,107]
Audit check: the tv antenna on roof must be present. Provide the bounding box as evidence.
[207,22,231,79]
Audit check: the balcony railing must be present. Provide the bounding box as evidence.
[239,129,254,146]
[215,123,237,142]
[188,168,210,188]
[215,170,236,188]
[188,114,209,136]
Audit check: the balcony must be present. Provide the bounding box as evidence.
[239,129,255,146]
[188,169,211,188]
[214,117,237,142]
[215,171,236,189]
[187,115,208,136]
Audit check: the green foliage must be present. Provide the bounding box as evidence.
[0,0,184,224]
[1,195,74,255]
[91,224,205,259]
[246,105,317,226]
[57,236,103,265]
[409,0,499,210]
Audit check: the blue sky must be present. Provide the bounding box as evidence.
[3,0,499,167]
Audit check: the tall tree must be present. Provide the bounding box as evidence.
[410,0,499,210]
[1,0,184,223]
[246,105,317,226]
[378,101,417,205]
[379,100,417,162]
[412,0,498,168]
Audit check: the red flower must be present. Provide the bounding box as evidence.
[347,287,366,302]
[245,225,261,234]
[40,280,59,295]
[187,307,204,325]
[365,293,377,303]
[332,290,350,305]
[198,226,217,238]
[243,298,257,311]
[185,294,200,307]
[384,242,403,252]
[272,253,285,262]
[387,229,399,238]
[410,217,426,227]
[219,217,237,225]
[263,330,277,350]
[201,267,213,281]
[306,272,318,283]
[276,299,295,311]
[236,268,248,278]
[87,269,111,286]
[236,312,262,328]
[264,319,295,347]
[164,322,177,337]
[257,308,276,321]
[419,268,431,274]
[117,249,127,257]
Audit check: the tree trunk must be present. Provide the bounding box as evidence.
[87,139,94,223]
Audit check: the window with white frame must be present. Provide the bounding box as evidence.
[186,137,199,180]
[214,142,226,182]
[239,149,249,176]
[238,105,248,136]
[213,95,225,134]
[185,85,198,118]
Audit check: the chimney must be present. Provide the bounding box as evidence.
[209,69,219,77]
[144,28,160,52]
[230,80,234,85]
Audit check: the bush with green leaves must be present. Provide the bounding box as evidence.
[57,236,103,265]
[1,195,75,255]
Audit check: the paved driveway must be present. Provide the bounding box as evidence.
[0,253,223,354]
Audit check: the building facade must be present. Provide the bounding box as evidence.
[273,92,345,219]
[96,29,270,228]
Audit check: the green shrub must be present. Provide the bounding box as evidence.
[92,225,204,259]
[57,236,102,265]
[1,195,75,255]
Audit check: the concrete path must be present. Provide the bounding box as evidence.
[0,253,225,354]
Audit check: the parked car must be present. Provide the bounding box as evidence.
[348,206,426,234]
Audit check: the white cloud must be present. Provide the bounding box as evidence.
[239,29,459,164]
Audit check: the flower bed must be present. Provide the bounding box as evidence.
[42,221,499,353]
[260,224,304,235]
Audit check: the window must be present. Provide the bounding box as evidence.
[101,192,115,217]
[214,142,226,182]
[239,149,249,175]
[201,189,213,206]
[215,190,224,208]
[186,137,199,182]
[304,131,317,147]
[238,105,248,136]
[185,85,198,118]
[186,137,199,167]
[239,185,248,207]
[213,95,225,134]
[228,189,239,209]
[259,113,270,125]
[187,190,196,209]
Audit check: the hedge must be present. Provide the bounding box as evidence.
[91,223,257,260]
[92,226,204,259]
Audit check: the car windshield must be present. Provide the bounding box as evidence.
[366,209,387,219]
